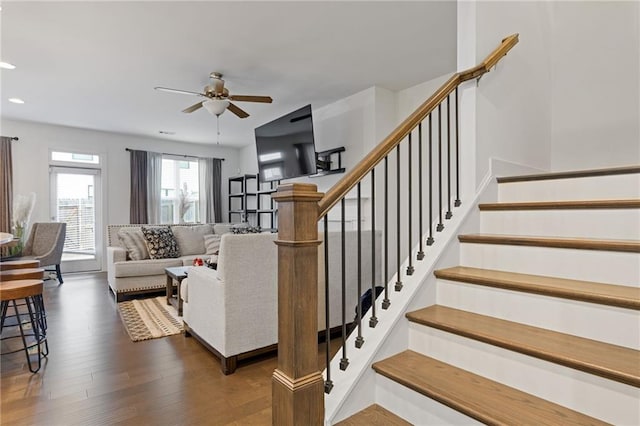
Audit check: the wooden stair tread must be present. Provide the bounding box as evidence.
[458,234,640,253]
[406,305,640,387]
[335,404,411,426]
[479,199,640,210]
[496,165,640,183]
[435,266,640,310]
[373,350,607,426]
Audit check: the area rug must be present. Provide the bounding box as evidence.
[118,296,183,342]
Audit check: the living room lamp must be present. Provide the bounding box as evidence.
[203,99,229,116]
[203,99,229,144]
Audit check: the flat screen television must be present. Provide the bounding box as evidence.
[254,104,317,183]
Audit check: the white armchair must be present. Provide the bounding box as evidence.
[182,230,382,374]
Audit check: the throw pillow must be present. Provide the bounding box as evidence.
[231,224,261,234]
[204,234,222,255]
[117,228,149,260]
[141,226,180,259]
[171,225,213,255]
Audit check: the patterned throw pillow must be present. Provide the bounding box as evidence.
[141,226,180,259]
[231,224,262,234]
[117,228,149,260]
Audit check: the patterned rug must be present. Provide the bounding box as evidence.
[118,296,183,342]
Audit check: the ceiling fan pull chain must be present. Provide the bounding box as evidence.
[216,114,221,144]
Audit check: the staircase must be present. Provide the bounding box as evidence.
[338,166,640,425]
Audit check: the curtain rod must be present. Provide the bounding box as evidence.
[125,148,224,161]
[2,136,19,141]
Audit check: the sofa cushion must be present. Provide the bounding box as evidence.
[114,258,182,277]
[142,226,180,259]
[171,225,213,255]
[118,228,149,260]
[204,234,222,255]
[213,223,234,235]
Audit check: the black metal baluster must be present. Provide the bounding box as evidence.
[446,95,452,219]
[355,183,364,348]
[382,157,390,309]
[339,198,349,370]
[437,103,444,232]
[369,169,378,327]
[407,132,414,276]
[323,216,333,393]
[395,145,402,291]
[455,87,461,207]
[427,114,434,246]
[417,123,425,260]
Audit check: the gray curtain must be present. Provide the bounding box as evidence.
[198,158,213,223]
[211,159,223,222]
[0,137,13,233]
[147,151,162,224]
[198,158,223,223]
[129,149,148,224]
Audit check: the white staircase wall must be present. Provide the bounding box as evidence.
[480,208,640,239]
[460,243,640,286]
[408,325,640,425]
[498,173,640,202]
[436,279,640,349]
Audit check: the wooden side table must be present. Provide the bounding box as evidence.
[165,266,190,316]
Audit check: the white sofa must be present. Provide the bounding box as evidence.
[182,230,382,374]
[106,223,232,301]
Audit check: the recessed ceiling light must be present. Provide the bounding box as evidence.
[0,62,16,70]
[8,98,25,104]
[159,130,175,135]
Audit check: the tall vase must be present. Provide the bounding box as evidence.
[9,222,25,257]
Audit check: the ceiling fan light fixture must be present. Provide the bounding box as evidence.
[203,99,229,116]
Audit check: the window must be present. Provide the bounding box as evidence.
[161,158,200,224]
[51,151,100,165]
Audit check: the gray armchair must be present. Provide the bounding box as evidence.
[17,222,66,284]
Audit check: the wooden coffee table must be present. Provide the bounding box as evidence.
[165,266,190,316]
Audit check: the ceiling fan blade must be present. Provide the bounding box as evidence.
[182,101,204,113]
[227,102,250,119]
[228,95,273,103]
[155,87,205,97]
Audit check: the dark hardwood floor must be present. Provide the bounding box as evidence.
[1,273,335,425]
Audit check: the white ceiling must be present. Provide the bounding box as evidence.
[0,1,457,148]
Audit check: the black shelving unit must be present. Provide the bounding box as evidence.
[228,174,278,230]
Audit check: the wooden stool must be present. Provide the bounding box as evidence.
[0,260,40,271]
[0,279,48,373]
[0,268,45,281]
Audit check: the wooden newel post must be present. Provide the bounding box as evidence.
[272,183,324,426]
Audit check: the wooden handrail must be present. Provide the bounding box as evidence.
[317,34,519,219]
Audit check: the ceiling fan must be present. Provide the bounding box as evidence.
[154,72,272,119]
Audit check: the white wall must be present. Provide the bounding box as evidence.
[2,118,240,269]
[549,1,640,170]
[466,1,640,182]
[475,1,553,184]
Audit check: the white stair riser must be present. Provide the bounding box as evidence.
[375,374,482,426]
[498,174,640,202]
[436,279,640,349]
[409,325,640,425]
[460,243,640,286]
[480,209,640,239]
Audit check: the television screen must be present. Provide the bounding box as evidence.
[254,104,317,182]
